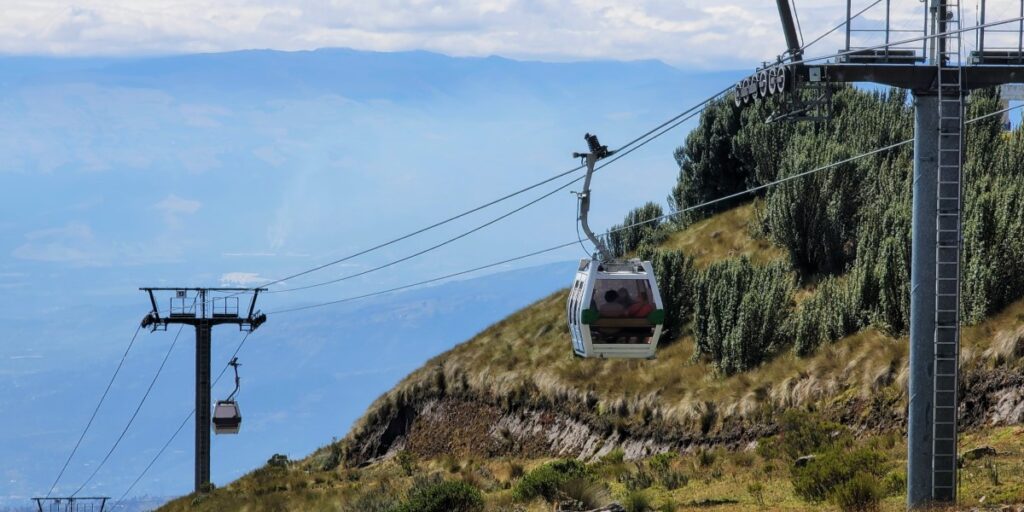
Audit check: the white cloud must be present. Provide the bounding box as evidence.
[154,194,201,228]
[12,221,104,264]
[219,271,270,286]
[222,252,277,258]
[0,1,962,68]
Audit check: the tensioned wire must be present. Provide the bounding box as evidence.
[110,330,253,510]
[212,85,735,298]
[254,14,1024,296]
[268,102,1022,315]
[44,324,144,497]
[266,100,719,294]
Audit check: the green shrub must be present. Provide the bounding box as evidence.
[696,448,717,467]
[607,202,667,257]
[600,449,625,465]
[659,469,688,490]
[622,489,653,512]
[393,479,483,512]
[396,450,416,476]
[791,448,886,502]
[790,273,866,355]
[266,453,289,468]
[512,459,589,502]
[882,470,906,496]
[637,248,696,341]
[669,98,748,225]
[343,483,401,512]
[619,468,654,491]
[747,482,766,506]
[647,452,676,473]
[831,472,883,512]
[670,86,1024,352]
[693,257,794,373]
[758,409,848,461]
[557,478,611,510]
[315,440,343,471]
[646,452,687,489]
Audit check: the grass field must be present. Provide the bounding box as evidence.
[158,424,1024,511]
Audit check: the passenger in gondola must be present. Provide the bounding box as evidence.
[627,291,655,318]
[598,289,626,317]
[615,287,633,308]
[596,289,626,343]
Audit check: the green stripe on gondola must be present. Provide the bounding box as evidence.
[581,308,599,324]
[647,309,665,324]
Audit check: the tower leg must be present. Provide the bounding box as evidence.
[195,320,212,492]
[908,92,938,508]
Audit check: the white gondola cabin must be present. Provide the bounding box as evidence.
[213,400,241,435]
[567,258,665,359]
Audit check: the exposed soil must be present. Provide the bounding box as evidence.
[344,366,1024,467]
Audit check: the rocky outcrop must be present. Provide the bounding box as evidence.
[343,364,1024,467]
[960,368,1024,428]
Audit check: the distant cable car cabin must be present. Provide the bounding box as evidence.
[212,357,242,435]
[566,133,665,359]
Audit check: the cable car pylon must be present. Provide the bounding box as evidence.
[566,133,665,359]
[140,287,267,493]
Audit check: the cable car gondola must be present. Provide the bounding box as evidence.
[213,357,242,435]
[566,134,665,359]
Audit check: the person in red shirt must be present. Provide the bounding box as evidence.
[627,291,654,318]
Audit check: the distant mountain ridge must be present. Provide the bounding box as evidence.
[0,48,720,102]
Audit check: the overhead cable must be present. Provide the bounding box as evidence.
[109,329,250,510]
[45,325,144,498]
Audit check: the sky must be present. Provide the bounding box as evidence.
[0,0,968,67]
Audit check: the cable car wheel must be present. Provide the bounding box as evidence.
[773,65,787,93]
[757,69,769,98]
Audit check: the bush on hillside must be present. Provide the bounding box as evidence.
[790,273,866,355]
[607,202,667,257]
[512,459,589,502]
[637,247,697,341]
[832,472,884,512]
[393,478,483,512]
[758,409,849,461]
[692,257,794,373]
[762,136,863,274]
[666,85,1024,357]
[791,448,886,503]
[585,85,1024,364]
[622,489,653,512]
[669,99,748,225]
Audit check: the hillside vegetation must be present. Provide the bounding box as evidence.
[159,87,1024,511]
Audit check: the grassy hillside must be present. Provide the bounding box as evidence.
[158,203,1024,512]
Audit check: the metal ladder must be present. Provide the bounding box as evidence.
[932,0,964,502]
